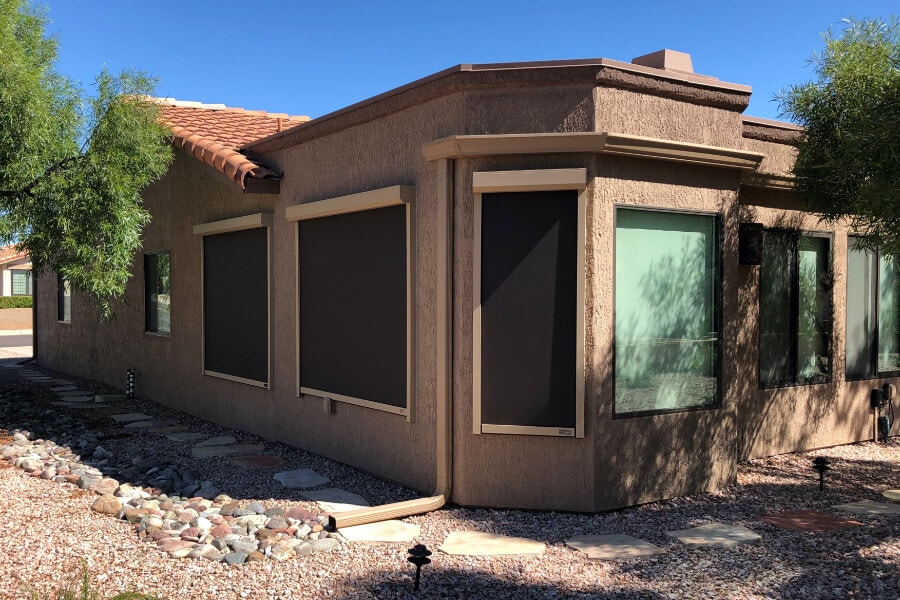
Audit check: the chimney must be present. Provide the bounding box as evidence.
[631,49,694,74]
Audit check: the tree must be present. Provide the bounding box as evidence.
[779,17,900,254]
[0,0,172,317]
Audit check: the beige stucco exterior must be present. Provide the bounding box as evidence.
[35,53,895,513]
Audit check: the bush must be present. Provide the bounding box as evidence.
[0,296,32,309]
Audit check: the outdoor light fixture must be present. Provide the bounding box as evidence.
[126,368,135,399]
[407,544,432,592]
[812,457,830,491]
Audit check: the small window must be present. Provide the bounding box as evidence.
[614,208,720,416]
[846,237,900,379]
[759,232,832,387]
[11,270,31,296]
[144,252,171,334]
[57,274,71,323]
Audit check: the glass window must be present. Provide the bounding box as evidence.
[615,208,719,415]
[11,270,31,296]
[144,252,171,334]
[847,237,900,378]
[759,232,832,387]
[57,274,70,322]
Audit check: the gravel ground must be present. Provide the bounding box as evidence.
[0,308,31,330]
[0,362,898,600]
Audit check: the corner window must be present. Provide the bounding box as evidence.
[846,237,900,379]
[759,232,832,387]
[57,274,71,323]
[614,208,720,416]
[193,214,272,388]
[287,185,414,418]
[11,270,31,296]
[144,252,171,334]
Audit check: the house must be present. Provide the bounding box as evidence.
[0,245,32,297]
[34,49,896,520]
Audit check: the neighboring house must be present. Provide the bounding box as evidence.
[0,245,31,297]
[34,49,897,515]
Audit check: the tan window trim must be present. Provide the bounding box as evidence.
[289,185,416,421]
[193,212,274,389]
[473,168,586,439]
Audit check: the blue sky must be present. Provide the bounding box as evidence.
[44,1,897,122]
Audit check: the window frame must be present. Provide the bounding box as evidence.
[192,213,273,389]
[612,205,723,419]
[144,250,171,335]
[472,168,587,438]
[57,273,71,323]
[10,270,31,296]
[286,185,416,420]
[758,229,834,389]
[845,236,900,381]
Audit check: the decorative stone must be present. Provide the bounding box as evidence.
[759,510,863,532]
[439,531,546,556]
[566,534,667,559]
[192,444,265,459]
[92,478,120,495]
[309,538,340,553]
[666,523,761,547]
[339,520,420,543]
[273,468,329,489]
[832,500,900,515]
[91,495,123,516]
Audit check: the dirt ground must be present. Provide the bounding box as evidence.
[0,308,32,330]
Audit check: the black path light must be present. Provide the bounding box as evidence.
[812,457,830,491]
[407,544,432,592]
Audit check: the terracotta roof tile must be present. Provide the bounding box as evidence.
[151,98,310,190]
[0,244,28,266]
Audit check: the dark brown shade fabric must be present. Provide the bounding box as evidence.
[203,228,269,384]
[299,205,407,408]
[480,190,578,428]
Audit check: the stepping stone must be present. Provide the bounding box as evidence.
[666,523,761,547]
[124,421,154,429]
[57,390,91,397]
[565,534,667,560]
[58,396,94,403]
[273,468,329,489]
[229,455,286,469]
[150,425,188,434]
[50,385,78,392]
[166,432,208,442]
[883,490,900,502]
[832,500,900,516]
[440,531,545,556]
[110,413,154,422]
[759,510,863,532]
[339,520,420,543]
[192,444,264,459]
[51,402,107,409]
[48,379,75,385]
[194,435,237,448]
[95,394,127,402]
[302,489,370,512]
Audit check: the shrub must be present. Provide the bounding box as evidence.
[0,296,32,309]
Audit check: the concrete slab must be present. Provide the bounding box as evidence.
[124,421,154,429]
[50,385,78,392]
[191,444,264,459]
[301,489,370,509]
[51,402,108,409]
[273,468,329,489]
[832,500,900,516]
[110,413,154,422]
[194,435,237,447]
[666,523,761,547]
[565,534,667,560]
[228,455,286,469]
[883,490,900,502]
[759,510,862,532]
[56,390,91,397]
[56,396,94,403]
[339,520,420,543]
[166,432,207,442]
[95,394,127,402]
[439,531,546,556]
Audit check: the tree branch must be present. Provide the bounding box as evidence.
[0,154,82,200]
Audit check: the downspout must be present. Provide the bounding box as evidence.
[330,157,454,529]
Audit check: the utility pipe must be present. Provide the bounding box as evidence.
[330,158,454,529]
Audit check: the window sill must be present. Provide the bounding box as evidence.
[144,331,171,338]
[613,402,721,420]
[759,379,832,390]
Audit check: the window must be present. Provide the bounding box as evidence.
[11,270,31,296]
[615,208,720,416]
[759,232,832,387]
[57,274,70,323]
[193,214,272,388]
[846,237,900,379]
[287,185,414,418]
[144,252,171,334]
[472,169,586,437]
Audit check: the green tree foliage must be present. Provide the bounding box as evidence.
[0,0,172,317]
[779,17,900,254]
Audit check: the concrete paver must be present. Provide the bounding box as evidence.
[166,432,207,442]
[759,510,862,532]
[194,436,237,448]
[566,534,667,560]
[439,531,546,556]
[339,520,420,543]
[883,490,900,502]
[301,488,370,509]
[273,468,329,489]
[191,444,264,459]
[666,523,761,547]
[110,413,154,422]
[832,500,900,516]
